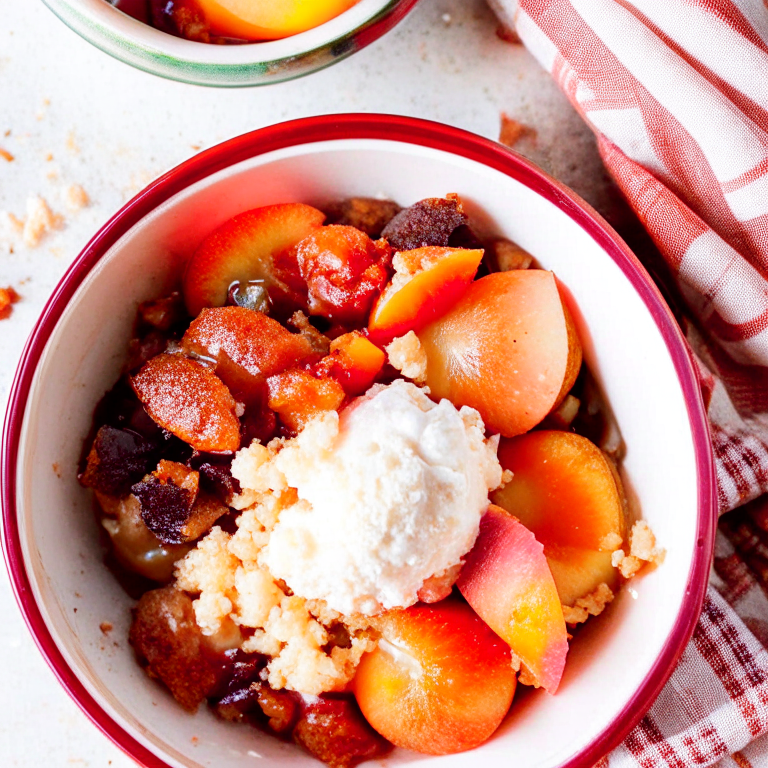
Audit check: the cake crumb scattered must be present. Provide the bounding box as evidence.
[100,621,113,634]
[0,148,13,162]
[562,583,615,625]
[0,286,21,320]
[22,195,63,247]
[385,331,428,384]
[499,114,537,149]
[612,521,665,578]
[52,462,62,478]
[66,131,80,155]
[63,184,89,211]
[600,532,623,551]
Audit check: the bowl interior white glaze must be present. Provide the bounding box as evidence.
[16,139,699,768]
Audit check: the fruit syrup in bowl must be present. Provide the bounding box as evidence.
[1,115,717,768]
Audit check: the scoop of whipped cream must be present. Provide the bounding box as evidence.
[262,379,502,616]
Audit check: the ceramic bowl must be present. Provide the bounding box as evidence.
[41,0,419,86]
[1,114,716,768]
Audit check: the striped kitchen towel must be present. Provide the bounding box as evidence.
[490,1,768,765]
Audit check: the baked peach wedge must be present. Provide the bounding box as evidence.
[492,431,626,607]
[195,0,358,41]
[418,270,582,437]
[354,600,517,755]
[368,246,484,345]
[457,505,569,693]
[182,203,325,317]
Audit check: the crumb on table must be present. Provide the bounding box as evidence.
[0,286,21,320]
[22,196,63,247]
[0,148,13,162]
[499,114,537,148]
[63,184,89,212]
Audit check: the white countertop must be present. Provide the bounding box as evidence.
[0,0,613,764]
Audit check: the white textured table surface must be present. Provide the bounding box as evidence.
[0,1,612,764]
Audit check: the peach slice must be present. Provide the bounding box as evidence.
[354,600,516,755]
[457,505,568,693]
[315,331,386,396]
[492,431,626,606]
[368,246,484,345]
[182,306,314,378]
[182,203,325,317]
[131,353,240,453]
[195,0,358,41]
[417,270,582,437]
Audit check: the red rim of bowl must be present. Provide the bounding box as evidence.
[0,113,717,768]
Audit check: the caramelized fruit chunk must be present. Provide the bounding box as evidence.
[130,586,223,711]
[484,238,534,272]
[294,696,392,768]
[97,492,191,582]
[183,306,315,378]
[381,196,468,251]
[315,332,386,396]
[293,225,392,326]
[267,369,345,434]
[183,203,325,317]
[194,0,358,41]
[492,431,625,606]
[457,505,568,693]
[288,310,332,356]
[194,457,241,504]
[131,353,241,453]
[79,425,156,497]
[418,270,582,437]
[323,198,402,238]
[258,684,301,735]
[368,246,484,344]
[354,600,516,755]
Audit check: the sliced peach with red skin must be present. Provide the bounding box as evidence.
[354,600,516,755]
[182,203,325,317]
[314,332,386,396]
[131,353,240,453]
[457,504,568,693]
[492,431,625,606]
[182,306,314,378]
[417,270,581,437]
[368,246,484,345]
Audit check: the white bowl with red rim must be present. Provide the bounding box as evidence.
[0,114,716,768]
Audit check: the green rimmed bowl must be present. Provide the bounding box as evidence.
[42,0,420,87]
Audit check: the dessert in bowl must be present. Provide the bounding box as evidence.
[1,115,716,768]
[41,0,418,86]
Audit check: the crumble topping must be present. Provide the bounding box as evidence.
[561,583,615,625]
[385,331,428,384]
[612,520,666,578]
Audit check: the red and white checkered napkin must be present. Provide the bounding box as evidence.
[491,1,768,765]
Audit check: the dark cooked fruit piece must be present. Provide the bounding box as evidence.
[381,195,468,251]
[137,291,187,332]
[484,238,534,272]
[293,225,393,326]
[267,369,346,434]
[97,491,191,582]
[131,353,241,453]
[130,586,222,711]
[132,461,228,544]
[150,0,211,43]
[132,475,195,544]
[193,456,242,505]
[125,330,170,373]
[293,696,392,768]
[182,306,314,378]
[183,203,325,317]
[79,425,156,496]
[323,198,402,238]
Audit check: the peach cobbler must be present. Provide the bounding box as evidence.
[79,194,663,766]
